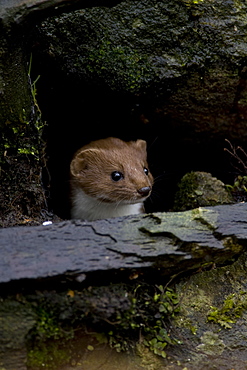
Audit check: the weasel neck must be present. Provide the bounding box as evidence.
[70,188,143,221]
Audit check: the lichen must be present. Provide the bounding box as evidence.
[197,331,225,355]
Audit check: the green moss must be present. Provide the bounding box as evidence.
[1,55,44,163]
[27,343,71,369]
[27,303,74,369]
[0,55,48,226]
[207,291,247,328]
[86,40,154,93]
[183,0,204,7]
[173,171,233,211]
[175,315,198,335]
[1,120,43,163]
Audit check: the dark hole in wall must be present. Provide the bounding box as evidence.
[33,66,160,219]
[31,57,240,220]
[35,76,155,218]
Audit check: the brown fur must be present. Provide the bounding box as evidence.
[70,137,153,219]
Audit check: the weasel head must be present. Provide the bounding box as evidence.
[70,137,153,206]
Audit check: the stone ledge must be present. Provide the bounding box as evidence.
[1,202,246,284]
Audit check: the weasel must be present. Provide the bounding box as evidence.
[70,137,153,220]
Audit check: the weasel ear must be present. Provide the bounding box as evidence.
[70,148,99,177]
[135,139,147,153]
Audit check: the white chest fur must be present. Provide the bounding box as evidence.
[71,188,143,221]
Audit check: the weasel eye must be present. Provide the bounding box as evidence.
[144,167,149,176]
[111,171,124,181]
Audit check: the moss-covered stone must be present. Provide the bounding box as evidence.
[1,215,247,368]
[25,283,181,369]
[0,300,36,369]
[170,251,247,368]
[27,344,71,370]
[0,36,33,128]
[0,57,49,227]
[196,331,226,356]
[173,171,233,211]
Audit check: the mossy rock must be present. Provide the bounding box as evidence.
[171,251,247,369]
[173,171,233,211]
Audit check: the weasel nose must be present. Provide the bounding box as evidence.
[138,186,151,197]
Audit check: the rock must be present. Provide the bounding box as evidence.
[2,0,247,140]
[33,0,247,141]
[0,300,36,370]
[1,2,247,367]
[1,0,247,224]
[173,171,234,211]
[0,203,246,284]
[0,0,124,226]
[171,251,247,369]
[0,0,121,125]
[0,203,247,369]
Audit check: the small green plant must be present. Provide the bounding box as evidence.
[1,54,45,162]
[33,306,74,341]
[28,54,43,125]
[224,139,247,202]
[207,291,247,328]
[224,139,247,175]
[26,283,181,369]
[27,304,74,369]
[144,327,178,358]
[226,175,247,200]
[107,284,181,358]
